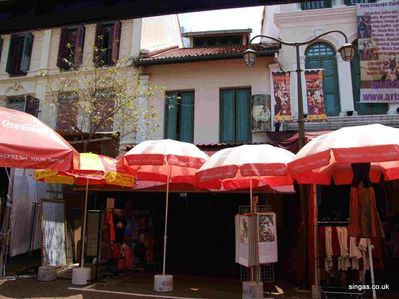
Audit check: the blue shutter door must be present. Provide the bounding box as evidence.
[235,88,251,143]
[179,91,194,143]
[20,32,34,73]
[220,90,235,142]
[305,43,340,116]
[165,93,178,140]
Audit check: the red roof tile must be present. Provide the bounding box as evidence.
[134,44,279,65]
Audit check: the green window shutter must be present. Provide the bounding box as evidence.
[235,88,251,143]
[165,93,178,140]
[305,43,340,116]
[220,89,235,143]
[6,34,19,75]
[20,32,34,73]
[179,91,194,143]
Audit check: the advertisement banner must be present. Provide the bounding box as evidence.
[272,72,292,122]
[357,1,399,103]
[305,70,327,121]
[238,215,250,267]
[251,94,272,132]
[257,212,278,264]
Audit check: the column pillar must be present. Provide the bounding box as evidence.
[131,19,142,58]
[336,53,355,116]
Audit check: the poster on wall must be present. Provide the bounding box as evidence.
[272,72,292,122]
[251,94,272,132]
[257,212,278,264]
[357,1,399,103]
[305,70,327,121]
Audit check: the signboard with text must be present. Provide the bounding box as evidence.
[357,1,399,103]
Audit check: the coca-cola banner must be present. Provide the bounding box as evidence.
[357,1,399,103]
[305,69,327,121]
[272,71,292,122]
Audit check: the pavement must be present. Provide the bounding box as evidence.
[0,268,398,298]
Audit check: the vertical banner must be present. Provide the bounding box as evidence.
[357,2,399,103]
[251,94,271,132]
[305,70,327,121]
[257,212,278,264]
[272,71,292,122]
[238,214,250,267]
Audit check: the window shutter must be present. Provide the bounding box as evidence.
[165,93,178,140]
[74,25,85,66]
[25,96,40,117]
[20,32,34,73]
[220,89,235,143]
[0,37,3,63]
[6,34,19,75]
[57,27,68,68]
[179,91,194,143]
[235,89,251,143]
[111,21,121,63]
[93,23,104,64]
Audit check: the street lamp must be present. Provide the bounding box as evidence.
[243,30,355,149]
[243,31,355,291]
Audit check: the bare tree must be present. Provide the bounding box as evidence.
[46,40,160,151]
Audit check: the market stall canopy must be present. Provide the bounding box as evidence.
[288,124,399,185]
[0,107,79,170]
[35,152,135,187]
[121,139,209,184]
[195,144,295,190]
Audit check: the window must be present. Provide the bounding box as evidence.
[7,95,39,117]
[305,43,340,116]
[192,35,243,47]
[92,89,115,132]
[301,0,332,10]
[164,91,194,143]
[6,32,34,76]
[351,41,387,115]
[0,37,3,63]
[345,0,376,5]
[57,26,85,70]
[93,21,121,66]
[56,93,79,131]
[220,88,251,143]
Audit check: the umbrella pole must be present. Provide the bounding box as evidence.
[162,165,172,276]
[368,239,377,299]
[250,179,253,213]
[81,177,89,268]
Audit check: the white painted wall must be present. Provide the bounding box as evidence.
[141,14,182,52]
[142,57,273,144]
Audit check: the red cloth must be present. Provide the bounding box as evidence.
[106,210,116,242]
[331,226,340,256]
[318,226,326,259]
[348,185,385,239]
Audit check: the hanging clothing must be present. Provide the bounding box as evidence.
[105,210,116,242]
[337,226,351,271]
[348,184,385,239]
[325,226,333,272]
[349,236,362,270]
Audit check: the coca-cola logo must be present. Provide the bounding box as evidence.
[1,120,50,134]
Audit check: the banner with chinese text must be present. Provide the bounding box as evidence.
[305,69,327,121]
[357,1,399,103]
[272,72,292,122]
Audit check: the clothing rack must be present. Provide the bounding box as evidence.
[318,220,349,226]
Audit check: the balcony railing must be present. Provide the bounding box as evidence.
[301,0,332,10]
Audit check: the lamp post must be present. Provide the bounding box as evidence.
[243,30,355,149]
[243,31,355,290]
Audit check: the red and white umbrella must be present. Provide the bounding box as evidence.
[0,107,79,170]
[120,139,208,278]
[195,144,295,210]
[288,124,399,185]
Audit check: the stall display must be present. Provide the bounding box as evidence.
[100,204,154,272]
